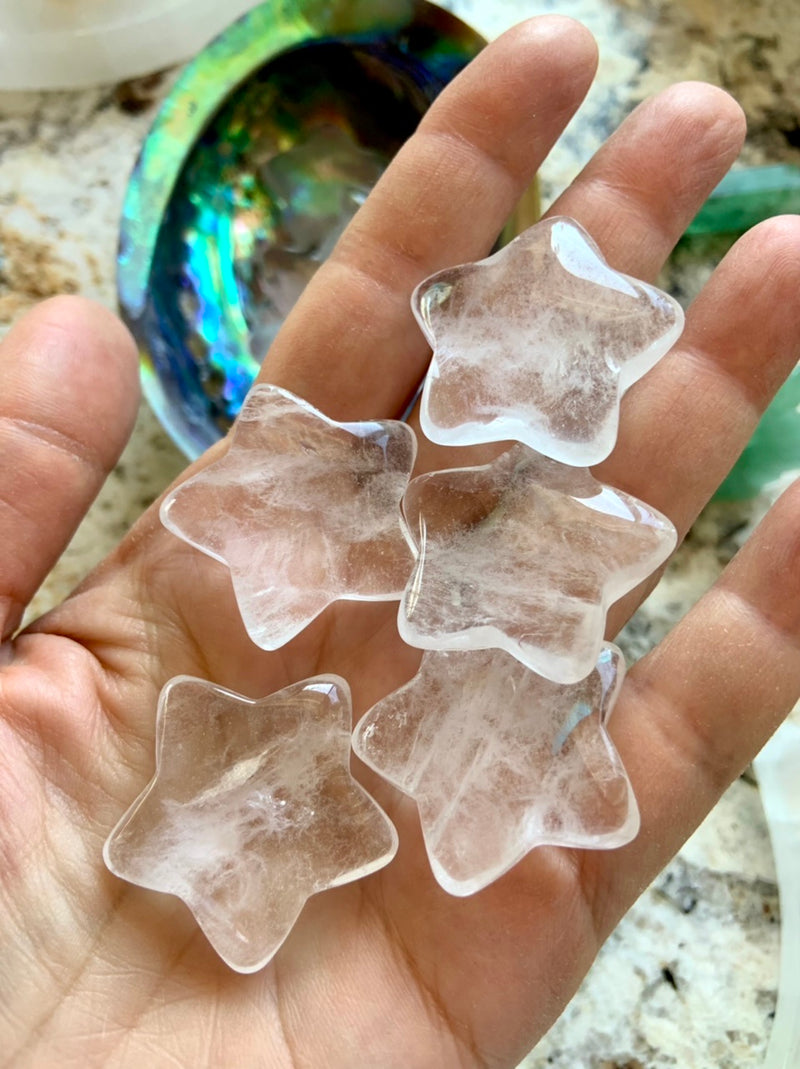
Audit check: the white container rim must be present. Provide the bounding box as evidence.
[0,0,262,90]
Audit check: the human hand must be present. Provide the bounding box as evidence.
[2,16,799,1068]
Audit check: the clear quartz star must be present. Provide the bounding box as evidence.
[160,384,417,649]
[104,675,398,973]
[413,215,684,465]
[353,645,637,896]
[398,444,676,685]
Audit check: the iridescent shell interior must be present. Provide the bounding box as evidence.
[118,0,485,458]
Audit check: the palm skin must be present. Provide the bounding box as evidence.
[2,17,800,1069]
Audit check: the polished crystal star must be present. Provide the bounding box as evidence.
[413,215,684,465]
[160,385,417,649]
[399,444,676,684]
[353,645,637,896]
[104,675,398,973]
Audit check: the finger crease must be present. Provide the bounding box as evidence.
[414,125,521,196]
[561,173,675,264]
[0,414,106,477]
[678,338,776,421]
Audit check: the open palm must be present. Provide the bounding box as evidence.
[2,18,799,1069]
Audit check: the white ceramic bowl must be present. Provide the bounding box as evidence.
[0,0,262,90]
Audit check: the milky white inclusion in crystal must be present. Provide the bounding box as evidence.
[104,675,397,973]
[399,444,676,685]
[354,644,636,896]
[414,216,684,466]
[160,385,417,650]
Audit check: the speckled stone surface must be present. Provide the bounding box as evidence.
[1,1,797,1065]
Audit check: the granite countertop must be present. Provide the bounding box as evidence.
[0,1,798,1066]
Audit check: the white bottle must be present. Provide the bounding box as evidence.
[0,0,262,90]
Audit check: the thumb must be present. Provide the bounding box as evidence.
[0,296,140,639]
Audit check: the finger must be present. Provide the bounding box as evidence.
[260,16,599,420]
[547,81,746,278]
[598,215,800,535]
[587,477,800,934]
[0,297,140,639]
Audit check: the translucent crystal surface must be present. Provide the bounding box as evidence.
[414,216,684,465]
[161,384,417,649]
[104,675,397,973]
[353,645,637,896]
[399,444,676,684]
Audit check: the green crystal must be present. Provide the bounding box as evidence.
[685,164,800,236]
[716,364,800,501]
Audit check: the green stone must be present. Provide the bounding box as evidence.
[685,164,800,237]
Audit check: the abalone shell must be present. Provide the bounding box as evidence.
[118,0,486,458]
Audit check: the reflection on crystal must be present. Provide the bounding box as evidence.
[399,444,676,684]
[104,675,398,973]
[161,385,417,650]
[353,645,636,896]
[414,216,684,465]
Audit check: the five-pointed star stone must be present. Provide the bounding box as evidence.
[413,215,684,466]
[353,645,637,896]
[104,675,398,973]
[398,444,676,685]
[161,384,417,649]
